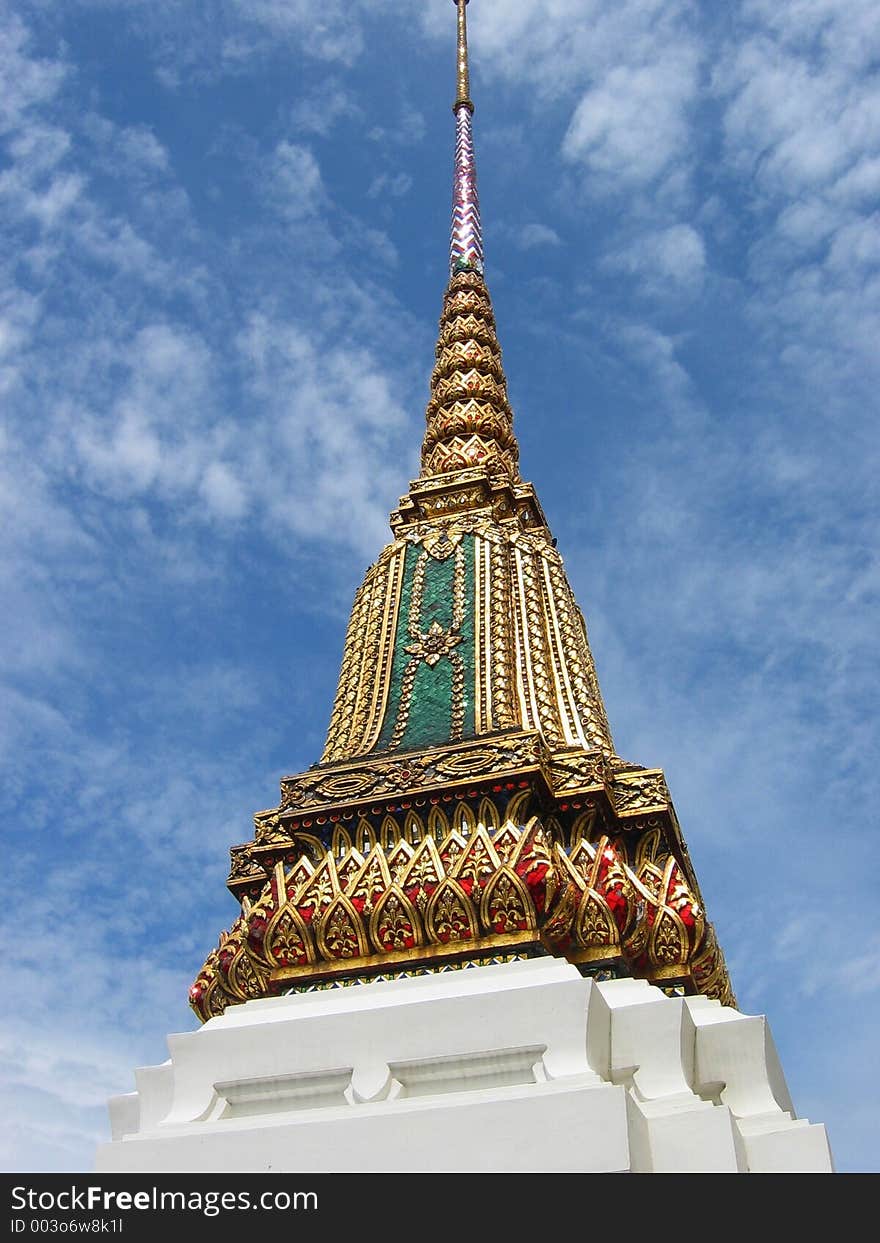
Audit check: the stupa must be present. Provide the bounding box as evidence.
[97,0,833,1174]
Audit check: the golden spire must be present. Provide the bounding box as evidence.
[421,0,520,480]
[187,0,734,1021]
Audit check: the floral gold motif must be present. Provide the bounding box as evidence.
[192,814,733,1021]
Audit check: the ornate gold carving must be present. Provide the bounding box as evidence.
[297,856,338,923]
[453,825,500,895]
[349,845,392,915]
[474,532,490,732]
[425,877,477,944]
[317,895,369,961]
[487,534,517,729]
[309,772,374,801]
[421,272,520,483]
[252,809,290,848]
[321,503,625,776]
[281,731,547,817]
[320,542,406,763]
[370,887,423,954]
[576,891,619,950]
[264,906,315,971]
[415,486,489,519]
[359,543,407,757]
[402,836,444,895]
[634,827,665,874]
[545,555,613,752]
[406,618,462,669]
[387,838,414,881]
[423,437,518,480]
[536,552,585,747]
[320,579,368,763]
[350,560,384,758]
[285,856,314,897]
[332,507,619,770]
[193,813,734,1019]
[612,770,670,815]
[491,823,518,862]
[336,848,365,891]
[418,525,465,558]
[227,844,267,889]
[690,924,736,1007]
[513,542,564,746]
[481,866,533,935]
[431,340,501,385]
[548,749,608,795]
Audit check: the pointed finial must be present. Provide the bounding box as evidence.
[418,0,519,480]
[454,0,473,113]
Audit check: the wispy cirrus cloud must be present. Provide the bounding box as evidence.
[601,223,707,295]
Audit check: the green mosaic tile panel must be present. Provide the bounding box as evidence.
[374,535,476,753]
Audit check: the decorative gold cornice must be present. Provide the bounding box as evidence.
[192,816,735,1023]
[611,769,670,816]
[288,731,549,816]
[226,844,269,899]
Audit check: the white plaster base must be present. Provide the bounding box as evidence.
[96,958,833,1174]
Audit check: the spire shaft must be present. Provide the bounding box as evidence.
[455,0,471,110]
[450,0,482,275]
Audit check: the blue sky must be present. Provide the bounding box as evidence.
[1,0,877,1173]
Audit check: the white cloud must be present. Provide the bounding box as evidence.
[229,0,365,66]
[0,15,66,132]
[615,321,707,431]
[82,113,170,174]
[236,311,414,556]
[696,0,880,490]
[367,172,413,200]
[602,223,706,293]
[58,0,380,87]
[516,222,562,250]
[562,60,698,191]
[200,461,248,519]
[269,140,326,222]
[289,82,361,137]
[367,106,427,148]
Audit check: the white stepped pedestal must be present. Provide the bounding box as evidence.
[96,958,833,1173]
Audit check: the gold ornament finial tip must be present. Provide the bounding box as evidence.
[455,0,471,111]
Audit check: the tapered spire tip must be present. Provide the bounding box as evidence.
[454,0,473,113]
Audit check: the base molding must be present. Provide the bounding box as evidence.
[97,958,833,1173]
